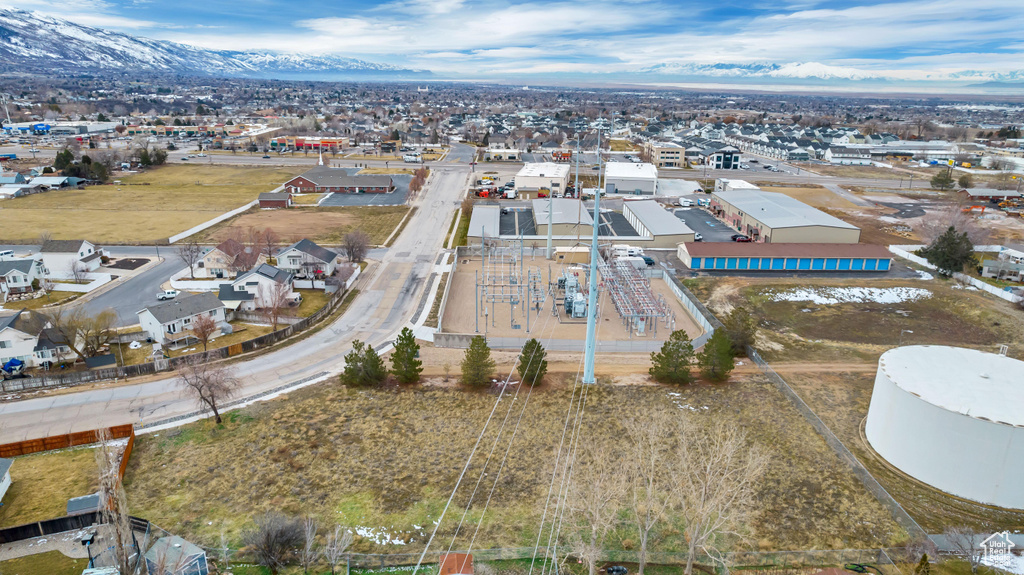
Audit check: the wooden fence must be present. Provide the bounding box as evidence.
[0,424,134,458]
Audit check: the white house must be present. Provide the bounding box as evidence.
[219,263,296,311]
[0,458,12,504]
[0,258,48,302]
[194,238,262,279]
[40,239,104,274]
[0,309,74,368]
[276,239,340,278]
[137,292,226,348]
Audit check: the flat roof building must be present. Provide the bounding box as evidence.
[532,198,594,236]
[515,163,570,192]
[605,163,658,196]
[467,205,502,241]
[678,242,891,272]
[710,189,861,244]
[622,200,694,246]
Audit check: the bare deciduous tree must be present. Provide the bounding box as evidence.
[343,230,370,263]
[260,227,281,263]
[943,526,984,574]
[95,428,138,575]
[242,512,303,575]
[258,281,293,330]
[299,516,320,574]
[566,440,627,575]
[192,313,218,352]
[676,421,770,575]
[68,260,87,284]
[177,353,241,424]
[323,525,354,575]
[625,413,676,575]
[177,239,203,279]
[45,307,117,361]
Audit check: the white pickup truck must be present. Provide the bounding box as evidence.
[156,289,179,301]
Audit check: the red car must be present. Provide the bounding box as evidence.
[731,234,753,242]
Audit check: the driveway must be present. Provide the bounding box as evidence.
[672,208,737,241]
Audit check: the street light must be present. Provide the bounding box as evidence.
[899,329,914,346]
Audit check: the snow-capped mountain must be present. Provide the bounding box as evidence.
[0,9,426,79]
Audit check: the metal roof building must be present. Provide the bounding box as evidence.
[605,162,658,195]
[467,205,501,240]
[622,201,694,246]
[710,189,861,244]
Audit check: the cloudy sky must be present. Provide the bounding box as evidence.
[7,0,1024,81]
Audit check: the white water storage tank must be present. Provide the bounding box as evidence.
[865,346,1024,509]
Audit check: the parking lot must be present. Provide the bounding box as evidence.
[319,174,412,206]
[672,207,738,242]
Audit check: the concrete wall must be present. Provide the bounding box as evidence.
[769,226,861,244]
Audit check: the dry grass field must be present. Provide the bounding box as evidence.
[0,448,98,528]
[696,275,1024,532]
[753,184,859,209]
[123,376,905,553]
[192,205,410,245]
[0,164,301,243]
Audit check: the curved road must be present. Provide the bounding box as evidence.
[0,162,471,442]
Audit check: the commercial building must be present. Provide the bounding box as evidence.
[710,189,861,243]
[714,178,760,193]
[866,346,1024,509]
[269,136,348,152]
[514,163,570,194]
[678,242,891,272]
[641,142,686,167]
[605,163,658,195]
[532,198,593,236]
[622,201,694,247]
[284,167,394,194]
[484,148,522,161]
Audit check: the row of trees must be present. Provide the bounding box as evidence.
[409,167,429,195]
[648,306,757,385]
[243,514,354,575]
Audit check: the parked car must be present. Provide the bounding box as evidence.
[156,289,179,301]
[263,155,271,158]
[537,191,548,198]
[731,234,751,242]
[678,198,694,207]
[641,255,655,266]
[694,233,703,242]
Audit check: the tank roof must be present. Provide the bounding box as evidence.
[879,346,1024,426]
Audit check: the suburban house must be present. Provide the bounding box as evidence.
[0,309,74,368]
[27,175,83,189]
[40,239,105,273]
[220,263,296,311]
[137,292,226,348]
[258,192,293,209]
[276,239,340,278]
[981,259,1024,282]
[195,239,263,279]
[283,166,395,194]
[0,183,44,199]
[0,172,26,184]
[0,258,48,301]
[0,458,11,504]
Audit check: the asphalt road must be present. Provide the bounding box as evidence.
[673,208,738,242]
[0,167,469,442]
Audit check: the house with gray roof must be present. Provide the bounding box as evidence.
[0,258,47,301]
[137,292,226,348]
[145,535,209,575]
[276,239,340,278]
[0,457,12,504]
[40,239,105,273]
[0,309,74,368]
[224,263,297,310]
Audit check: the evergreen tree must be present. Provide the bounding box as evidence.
[722,306,757,356]
[697,330,735,382]
[957,174,973,188]
[920,226,976,275]
[648,330,694,385]
[390,327,423,384]
[461,335,495,387]
[340,340,386,387]
[517,338,548,386]
[914,554,931,575]
[930,169,955,190]
[53,148,74,171]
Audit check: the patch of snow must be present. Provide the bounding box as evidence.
[354,526,406,546]
[916,270,935,280]
[766,286,932,305]
[982,554,1024,575]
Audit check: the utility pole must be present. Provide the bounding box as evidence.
[582,129,602,385]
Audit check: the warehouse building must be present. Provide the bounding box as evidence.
[532,198,594,236]
[467,205,502,242]
[714,178,760,193]
[710,189,861,243]
[514,163,570,194]
[678,242,891,272]
[605,163,658,195]
[622,201,695,246]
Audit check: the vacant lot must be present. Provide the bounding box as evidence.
[124,377,904,553]
[192,205,410,245]
[0,551,89,575]
[753,184,858,210]
[0,448,98,528]
[0,165,300,243]
[698,275,1024,532]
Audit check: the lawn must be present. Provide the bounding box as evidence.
[609,139,639,152]
[293,289,333,318]
[112,322,276,365]
[0,448,99,528]
[124,379,904,554]
[0,164,301,243]
[1,290,78,310]
[0,551,89,575]
[192,206,410,246]
[292,193,326,205]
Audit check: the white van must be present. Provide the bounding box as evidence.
[677,198,694,207]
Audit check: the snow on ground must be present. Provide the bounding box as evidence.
[766,286,932,305]
[353,526,408,546]
[916,270,935,280]
[982,553,1024,574]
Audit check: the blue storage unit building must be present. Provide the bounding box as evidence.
[678,243,893,273]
